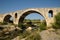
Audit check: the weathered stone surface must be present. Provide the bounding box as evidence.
[0,8,60,27]
[40,30,60,40]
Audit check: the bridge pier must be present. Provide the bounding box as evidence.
[13,17,18,25]
[46,18,55,30]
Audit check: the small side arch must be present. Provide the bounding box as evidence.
[15,13,17,18]
[48,10,53,18]
[3,14,13,23]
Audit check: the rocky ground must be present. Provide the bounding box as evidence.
[12,29,60,40]
[0,25,60,40]
[40,29,60,40]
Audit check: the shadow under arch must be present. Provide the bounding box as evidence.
[3,14,13,24]
[18,10,46,25]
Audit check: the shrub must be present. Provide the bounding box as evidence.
[52,12,60,29]
[19,29,41,40]
[0,21,8,25]
[39,20,46,31]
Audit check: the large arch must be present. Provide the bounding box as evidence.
[18,10,46,24]
[3,14,13,24]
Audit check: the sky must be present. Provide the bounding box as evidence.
[0,0,60,20]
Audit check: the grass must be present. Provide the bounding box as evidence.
[19,28,41,40]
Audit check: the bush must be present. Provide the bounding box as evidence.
[19,29,41,40]
[39,20,46,31]
[52,12,60,29]
[0,21,8,25]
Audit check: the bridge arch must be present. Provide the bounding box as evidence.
[3,14,13,24]
[18,9,47,25]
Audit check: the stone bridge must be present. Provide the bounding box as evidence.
[0,8,60,28]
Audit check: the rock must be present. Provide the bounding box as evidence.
[21,39,25,40]
[40,30,60,40]
[26,27,32,32]
[15,27,22,30]
[56,29,60,35]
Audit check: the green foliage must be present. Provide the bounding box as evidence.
[39,20,46,31]
[19,20,32,27]
[19,30,41,40]
[0,21,8,25]
[52,12,60,29]
[26,33,41,40]
[18,23,23,27]
[26,20,32,27]
[18,23,26,29]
